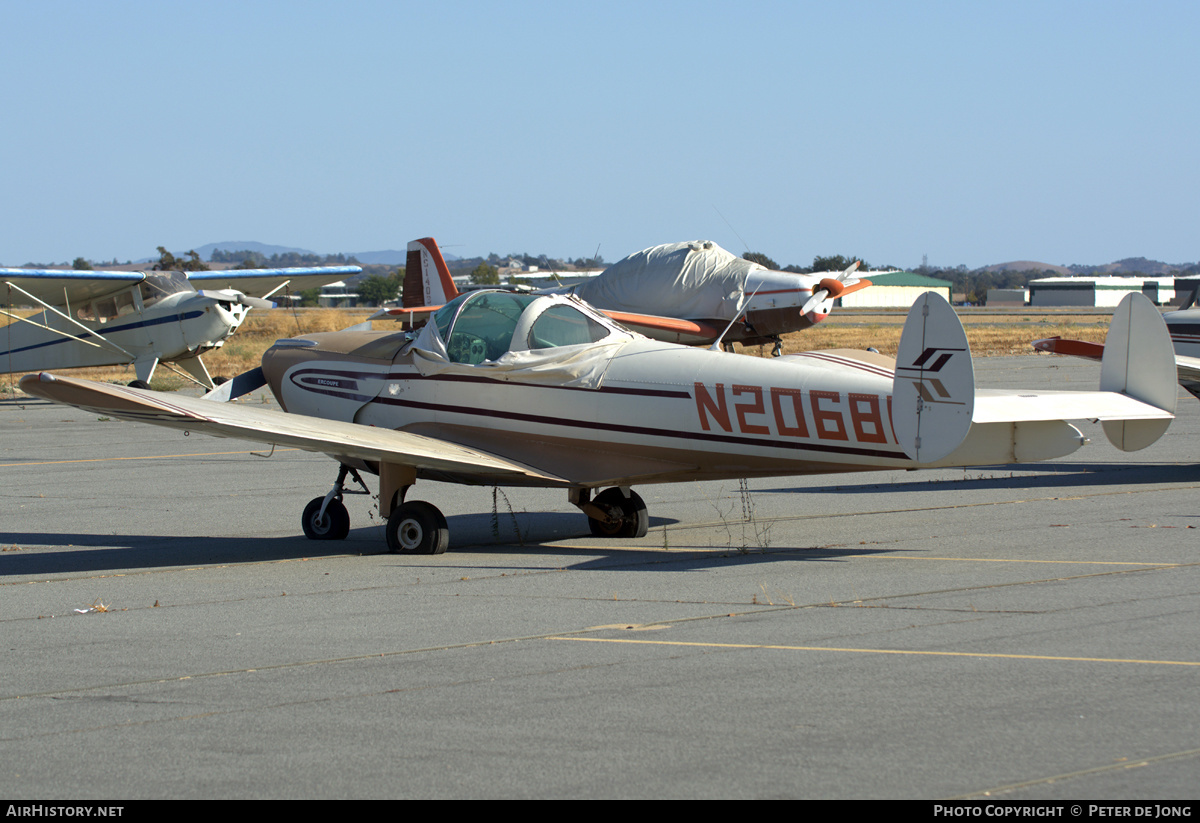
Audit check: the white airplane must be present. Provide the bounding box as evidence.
[387,238,872,354]
[1,265,361,388]
[20,290,1176,556]
[1033,293,1200,400]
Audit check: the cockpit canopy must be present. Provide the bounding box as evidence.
[411,290,632,389]
[431,290,620,365]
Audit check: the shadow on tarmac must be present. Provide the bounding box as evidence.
[0,507,890,576]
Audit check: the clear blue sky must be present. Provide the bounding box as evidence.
[3,0,1197,270]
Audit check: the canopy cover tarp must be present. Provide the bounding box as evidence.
[574,241,761,320]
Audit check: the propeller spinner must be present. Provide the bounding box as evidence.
[800,261,862,317]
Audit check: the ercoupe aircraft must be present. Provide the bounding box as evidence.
[1034,292,1200,400]
[1,265,360,388]
[21,290,1177,556]
[388,238,872,355]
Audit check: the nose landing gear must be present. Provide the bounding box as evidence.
[300,465,370,541]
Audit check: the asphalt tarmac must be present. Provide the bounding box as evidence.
[2,357,1198,799]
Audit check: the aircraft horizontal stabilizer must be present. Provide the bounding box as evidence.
[19,373,566,485]
[893,292,1176,464]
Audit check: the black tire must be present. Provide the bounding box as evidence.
[386,500,450,555]
[212,376,229,386]
[587,488,649,538]
[128,380,151,390]
[301,497,350,540]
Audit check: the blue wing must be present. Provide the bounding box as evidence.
[186,266,362,298]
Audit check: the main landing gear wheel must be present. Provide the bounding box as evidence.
[588,488,649,538]
[302,497,350,540]
[128,380,151,390]
[386,500,450,555]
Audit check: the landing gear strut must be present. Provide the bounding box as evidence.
[301,465,370,541]
[572,487,649,538]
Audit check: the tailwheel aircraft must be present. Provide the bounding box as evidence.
[2,265,360,388]
[384,237,874,356]
[22,289,1176,555]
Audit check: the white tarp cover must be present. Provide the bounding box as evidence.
[573,240,761,320]
[408,303,631,390]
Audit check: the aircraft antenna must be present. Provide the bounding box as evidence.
[713,206,751,252]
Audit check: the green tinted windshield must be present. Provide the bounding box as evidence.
[440,291,537,364]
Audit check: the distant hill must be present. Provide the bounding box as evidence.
[1070,257,1185,276]
[195,241,315,259]
[349,250,406,265]
[980,261,1073,275]
[189,243,459,267]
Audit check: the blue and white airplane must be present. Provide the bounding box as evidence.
[0,265,360,388]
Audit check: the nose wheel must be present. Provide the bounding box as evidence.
[301,496,350,540]
[300,465,369,542]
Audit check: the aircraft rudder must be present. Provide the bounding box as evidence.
[1099,292,1176,451]
[403,237,459,308]
[891,292,975,463]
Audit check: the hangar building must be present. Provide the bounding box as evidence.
[837,271,953,308]
[1027,276,1177,307]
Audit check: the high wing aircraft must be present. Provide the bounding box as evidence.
[21,290,1177,556]
[1,265,360,388]
[1033,297,1200,401]
[385,238,873,354]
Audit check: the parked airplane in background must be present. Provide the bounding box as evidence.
[390,238,872,354]
[22,291,1175,555]
[1,265,360,388]
[1033,293,1200,400]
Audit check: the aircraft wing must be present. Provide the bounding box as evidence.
[186,266,363,298]
[1175,354,1200,386]
[18,373,567,485]
[1031,336,1104,361]
[376,304,442,329]
[1,269,146,307]
[597,311,724,345]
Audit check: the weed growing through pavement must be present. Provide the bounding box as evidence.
[491,487,524,546]
[738,478,772,553]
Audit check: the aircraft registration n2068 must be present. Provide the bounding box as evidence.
[21,290,1177,555]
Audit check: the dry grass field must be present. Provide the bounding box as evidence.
[766,310,1113,358]
[1,307,1116,392]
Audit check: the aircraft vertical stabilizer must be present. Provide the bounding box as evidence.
[892,293,975,463]
[403,238,459,308]
[1099,292,1178,451]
